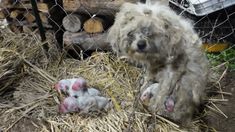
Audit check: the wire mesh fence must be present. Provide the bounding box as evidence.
[0,0,234,131]
[0,0,234,58]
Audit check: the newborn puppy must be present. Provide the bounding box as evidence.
[54,78,101,97]
[108,2,209,124]
[71,79,101,97]
[149,80,197,124]
[54,78,86,96]
[54,79,71,96]
[59,96,80,113]
[59,96,112,114]
[140,83,159,105]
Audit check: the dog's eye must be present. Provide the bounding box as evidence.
[127,31,134,39]
[141,27,152,36]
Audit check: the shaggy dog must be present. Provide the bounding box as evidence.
[107,1,209,124]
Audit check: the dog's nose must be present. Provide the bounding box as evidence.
[137,40,147,50]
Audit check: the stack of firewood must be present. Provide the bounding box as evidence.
[0,0,51,33]
[62,0,138,51]
[0,0,139,51]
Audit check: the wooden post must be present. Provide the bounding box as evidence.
[30,0,48,53]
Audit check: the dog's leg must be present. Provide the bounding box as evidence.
[140,69,157,93]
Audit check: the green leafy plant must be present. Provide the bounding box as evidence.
[207,48,235,71]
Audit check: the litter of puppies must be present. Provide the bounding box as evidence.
[54,77,112,114]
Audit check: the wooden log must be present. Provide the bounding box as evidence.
[63,31,111,51]
[63,0,138,15]
[0,8,11,18]
[62,14,88,33]
[22,25,33,33]
[0,1,48,13]
[24,12,48,24]
[83,16,107,33]
[0,0,13,7]
[0,9,7,19]
[8,19,52,29]
[24,12,35,23]
[8,23,23,33]
[37,2,48,13]
[10,10,25,21]
[39,12,48,24]
[10,10,23,19]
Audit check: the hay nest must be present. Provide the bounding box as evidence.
[0,29,227,132]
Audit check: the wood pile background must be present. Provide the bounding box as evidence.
[62,0,138,51]
[0,0,50,33]
[0,0,139,51]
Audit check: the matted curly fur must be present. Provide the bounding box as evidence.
[107,2,209,124]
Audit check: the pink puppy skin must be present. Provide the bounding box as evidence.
[72,77,87,91]
[59,101,69,113]
[140,83,159,105]
[54,83,59,91]
[164,97,175,112]
[54,79,71,93]
[59,96,80,113]
[54,77,101,98]
[140,89,153,102]
[54,77,87,97]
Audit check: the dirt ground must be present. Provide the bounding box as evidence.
[205,71,235,132]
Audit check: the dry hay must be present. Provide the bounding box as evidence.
[0,29,229,132]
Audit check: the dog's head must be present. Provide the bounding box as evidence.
[107,2,197,63]
[120,16,170,61]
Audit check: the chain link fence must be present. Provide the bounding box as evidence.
[0,0,234,53]
[169,0,235,70]
[0,0,234,58]
[0,0,234,131]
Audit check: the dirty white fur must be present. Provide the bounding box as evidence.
[107,2,209,124]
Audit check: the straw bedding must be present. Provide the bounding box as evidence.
[0,29,225,132]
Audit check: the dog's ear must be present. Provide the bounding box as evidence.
[124,12,135,22]
[143,8,152,16]
[107,24,120,53]
[160,16,182,46]
[168,25,182,46]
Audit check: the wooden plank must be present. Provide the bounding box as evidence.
[63,0,138,15]
[63,31,111,51]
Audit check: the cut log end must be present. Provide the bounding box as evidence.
[0,9,8,19]
[62,14,83,33]
[10,10,23,19]
[24,12,35,23]
[83,17,104,33]
[0,12,5,19]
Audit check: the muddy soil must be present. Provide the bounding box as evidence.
[205,71,235,132]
